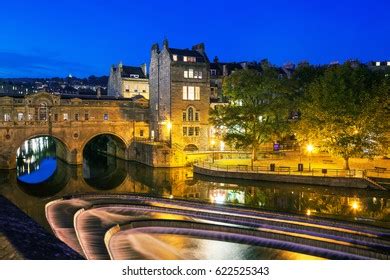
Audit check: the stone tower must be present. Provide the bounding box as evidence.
[149,39,210,151]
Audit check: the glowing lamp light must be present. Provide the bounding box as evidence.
[306,144,314,153]
[351,201,359,211]
[306,209,311,216]
[211,139,216,146]
[166,121,172,130]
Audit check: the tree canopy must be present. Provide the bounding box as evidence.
[210,69,291,161]
[294,63,389,169]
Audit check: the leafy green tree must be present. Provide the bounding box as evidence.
[210,69,291,163]
[295,62,389,169]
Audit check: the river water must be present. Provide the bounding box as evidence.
[1,136,389,260]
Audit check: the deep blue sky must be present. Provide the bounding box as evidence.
[0,0,389,78]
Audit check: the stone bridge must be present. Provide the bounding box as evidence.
[0,92,150,169]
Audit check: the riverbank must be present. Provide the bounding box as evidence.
[193,164,386,190]
[0,195,83,260]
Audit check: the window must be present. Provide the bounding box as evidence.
[104,113,109,120]
[189,69,194,78]
[195,127,200,136]
[63,113,69,121]
[38,102,48,121]
[140,130,144,137]
[183,56,188,62]
[173,54,178,61]
[74,113,79,121]
[194,71,198,79]
[184,71,188,78]
[85,113,89,121]
[195,112,199,121]
[188,86,194,100]
[376,61,381,66]
[28,114,33,121]
[195,87,200,100]
[125,85,129,92]
[54,113,58,122]
[211,69,217,76]
[4,113,11,121]
[188,127,194,136]
[198,71,202,79]
[183,86,200,100]
[387,61,390,66]
[183,127,187,136]
[182,111,186,121]
[188,107,194,121]
[17,113,24,121]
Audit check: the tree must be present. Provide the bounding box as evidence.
[210,69,291,163]
[295,62,389,170]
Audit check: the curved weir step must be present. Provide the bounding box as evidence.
[45,194,390,260]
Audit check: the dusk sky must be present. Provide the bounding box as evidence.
[0,0,389,78]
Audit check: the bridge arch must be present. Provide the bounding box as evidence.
[15,134,71,165]
[82,132,129,160]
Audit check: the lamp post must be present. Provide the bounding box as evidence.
[306,144,314,172]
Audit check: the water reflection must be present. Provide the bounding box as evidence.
[1,137,389,234]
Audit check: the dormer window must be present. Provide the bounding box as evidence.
[173,54,178,61]
[211,69,217,76]
[129,74,139,78]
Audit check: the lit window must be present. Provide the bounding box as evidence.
[194,71,198,79]
[184,71,188,78]
[376,61,381,66]
[104,113,109,120]
[195,87,200,100]
[173,54,178,61]
[188,86,195,100]
[4,113,11,121]
[387,61,390,66]
[17,113,24,121]
[63,113,68,121]
[189,69,194,78]
[183,86,200,100]
[198,71,202,79]
[183,56,188,62]
[183,86,188,99]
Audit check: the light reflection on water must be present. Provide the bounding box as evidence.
[109,232,324,260]
[0,136,389,260]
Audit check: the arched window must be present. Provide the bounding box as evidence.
[38,102,48,121]
[187,107,194,121]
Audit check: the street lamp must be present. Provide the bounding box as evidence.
[306,144,314,171]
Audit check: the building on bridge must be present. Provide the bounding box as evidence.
[0,92,149,169]
[149,39,211,152]
[108,63,149,99]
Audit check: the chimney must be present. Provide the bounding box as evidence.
[140,63,147,77]
[192,43,205,54]
[163,38,169,49]
[213,56,219,64]
[151,43,159,53]
[223,64,228,76]
[97,87,101,98]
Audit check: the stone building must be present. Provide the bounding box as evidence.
[108,63,149,99]
[149,39,211,151]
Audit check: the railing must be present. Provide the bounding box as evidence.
[197,161,367,178]
[365,169,390,179]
